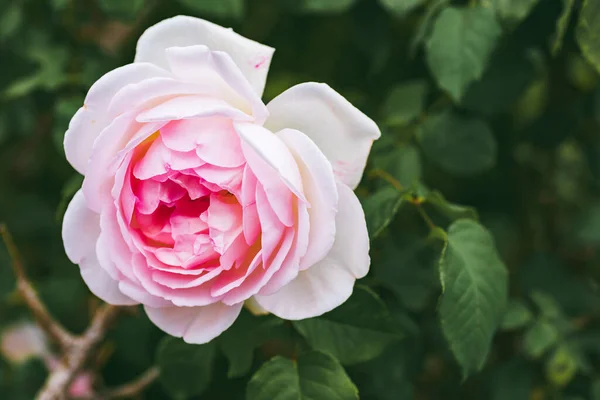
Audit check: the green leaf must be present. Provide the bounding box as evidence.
[553,0,577,55]
[425,6,501,101]
[501,300,533,330]
[246,351,358,400]
[523,320,559,358]
[382,80,428,126]
[176,0,245,19]
[439,219,508,376]
[577,0,600,74]
[530,291,564,320]
[292,287,402,365]
[423,190,478,221]
[98,0,145,19]
[379,0,426,17]
[296,0,356,13]
[463,47,536,115]
[572,202,600,245]
[491,0,540,23]
[4,44,69,99]
[372,144,422,187]
[545,346,578,387]
[592,379,600,399]
[363,186,404,240]
[410,0,449,56]
[417,111,497,176]
[490,358,533,400]
[156,337,216,399]
[0,4,22,40]
[217,311,283,378]
[351,341,419,400]
[373,234,439,311]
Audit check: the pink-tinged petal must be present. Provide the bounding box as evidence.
[258,201,310,296]
[265,83,381,188]
[255,185,285,262]
[208,193,243,254]
[241,165,257,207]
[99,208,137,282]
[64,63,170,174]
[107,77,213,118]
[152,267,223,289]
[277,128,338,269]
[144,301,243,344]
[118,280,171,308]
[194,125,245,168]
[131,254,219,307]
[211,251,262,297]
[137,95,252,123]
[242,203,260,245]
[80,256,138,306]
[170,175,211,200]
[160,118,229,152]
[134,137,204,180]
[219,234,250,270]
[62,190,98,264]
[135,16,274,96]
[221,227,295,306]
[253,182,370,319]
[95,234,120,280]
[235,123,304,227]
[194,164,243,195]
[83,112,164,213]
[164,46,268,123]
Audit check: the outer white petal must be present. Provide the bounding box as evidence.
[135,15,274,96]
[62,190,99,264]
[80,257,138,306]
[62,190,136,305]
[265,83,381,188]
[164,45,268,123]
[277,128,338,270]
[136,95,253,123]
[63,63,170,174]
[144,302,243,344]
[254,182,370,319]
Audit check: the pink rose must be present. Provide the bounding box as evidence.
[61,16,380,344]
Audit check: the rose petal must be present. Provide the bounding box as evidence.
[135,15,274,96]
[144,301,243,344]
[253,181,370,319]
[83,112,164,212]
[165,45,268,123]
[265,83,381,188]
[277,128,338,269]
[137,95,252,123]
[64,63,170,174]
[235,122,305,227]
[64,192,133,305]
[62,190,98,264]
[107,77,212,118]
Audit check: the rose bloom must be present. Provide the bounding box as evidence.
[62,16,380,344]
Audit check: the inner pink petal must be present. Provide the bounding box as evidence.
[207,192,244,254]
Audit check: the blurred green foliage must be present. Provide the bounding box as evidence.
[3,0,600,398]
